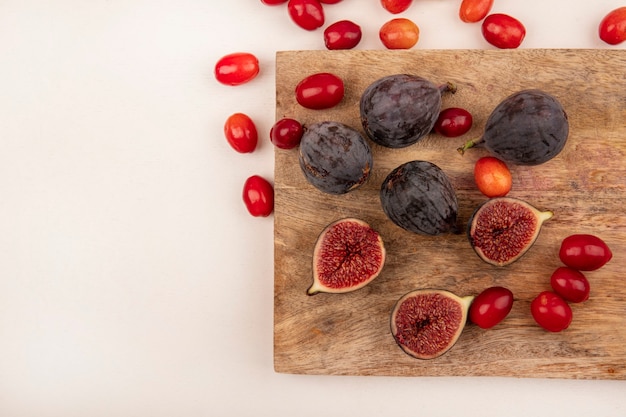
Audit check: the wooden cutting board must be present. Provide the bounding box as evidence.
[273,49,626,379]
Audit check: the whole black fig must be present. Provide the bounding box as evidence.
[380,160,459,235]
[360,74,455,148]
[458,89,569,165]
[299,121,373,194]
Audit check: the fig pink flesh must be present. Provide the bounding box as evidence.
[391,291,470,359]
[469,198,552,266]
[314,219,384,290]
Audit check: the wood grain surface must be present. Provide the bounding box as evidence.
[273,49,626,379]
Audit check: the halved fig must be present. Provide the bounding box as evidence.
[307,218,386,295]
[391,289,474,360]
[468,197,553,266]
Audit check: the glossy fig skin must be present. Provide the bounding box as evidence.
[482,89,569,165]
[380,161,459,235]
[298,121,373,194]
[360,74,452,148]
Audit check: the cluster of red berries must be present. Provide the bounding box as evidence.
[215,52,308,218]
[260,1,626,50]
[530,234,613,332]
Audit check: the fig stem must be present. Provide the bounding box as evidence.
[439,81,457,95]
[306,283,320,296]
[538,210,554,223]
[457,137,484,155]
[461,295,475,311]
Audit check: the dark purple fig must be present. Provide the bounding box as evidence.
[307,218,386,295]
[298,121,373,194]
[458,89,569,165]
[360,74,456,148]
[468,197,554,266]
[391,289,474,360]
[380,160,459,235]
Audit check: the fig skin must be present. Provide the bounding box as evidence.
[391,289,474,360]
[307,218,386,295]
[299,121,373,195]
[380,160,459,235]
[360,74,456,148]
[458,89,569,165]
[468,197,554,266]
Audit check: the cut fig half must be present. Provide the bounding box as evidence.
[468,197,553,267]
[391,289,474,360]
[307,218,386,296]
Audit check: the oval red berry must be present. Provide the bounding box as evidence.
[550,267,590,303]
[295,72,344,110]
[379,18,419,49]
[243,175,274,217]
[481,13,526,49]
[434,107,473,137]
[469,286,514,329]
[224,113,258,153]
[215,52,260,86]
[459,0,493,23]
[381,0,413,14]
[324,20,362,50]
[559,234,612,271]
[287,0,325,31]
[473,156,512,198]
[270,118,303,149]
[599,7,626,45]
[530,291,573,333]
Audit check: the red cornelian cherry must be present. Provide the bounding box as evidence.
[559,234,613,271]
[287,0,325,31]
[270,118,303,149]
[459,0,493,23]
[469,286,514,329]
[381,0,413,14]
[214,52,260,86]
[243,175,274,217]
[530,291,573,333]
[550,267,591,303]
[481,13,526,49]
[261,0,287,4]
[295,72,344,109]
[473,156,512,198]
[434,107,473,137]
[379,18,419,49]
[224,113,258,153]
[599,7,626,45]
[324,20,362,50]
[319,0,342,3]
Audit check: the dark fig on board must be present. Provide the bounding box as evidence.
[360,74,456,148]
[468,197,554,266]
[391,289,474,360]
[307,218,386,295]
[380,160,459,235]
[458,89,569,165]
[299,121,373,194]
